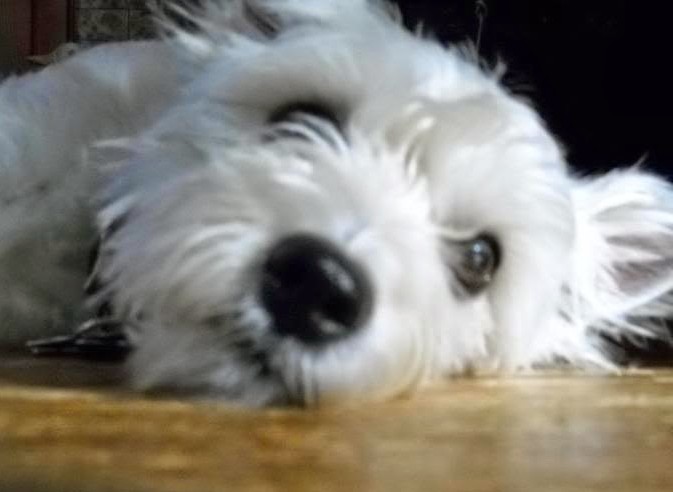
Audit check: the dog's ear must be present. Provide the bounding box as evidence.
[567,168,673,354]
[154,0,370,60]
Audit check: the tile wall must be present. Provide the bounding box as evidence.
[76,0,158,42]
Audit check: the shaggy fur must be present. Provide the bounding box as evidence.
[1,0,672,406]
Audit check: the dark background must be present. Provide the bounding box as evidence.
[395,0,673,178]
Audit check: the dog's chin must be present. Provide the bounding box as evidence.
[125,321,293,407]
[120,304,345,407]
[122,298,432,407]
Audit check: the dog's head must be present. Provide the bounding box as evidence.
[96,0,673,406]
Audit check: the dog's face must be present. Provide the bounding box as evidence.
[97,0,673,406]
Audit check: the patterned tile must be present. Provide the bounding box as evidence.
[78,0,129,8]
[128,0,153,10]
[75,0,171,42]
[77,9,129,42]
[129,10,157,40]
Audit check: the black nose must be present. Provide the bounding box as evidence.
[260,234,373,344]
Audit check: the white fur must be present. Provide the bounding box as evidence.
[1,0,671,406]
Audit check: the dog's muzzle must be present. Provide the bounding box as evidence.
[260,234,373,345]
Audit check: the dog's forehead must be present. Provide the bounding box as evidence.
[420,92,569,227]
[182,3,570,230]
[194,13,496,112]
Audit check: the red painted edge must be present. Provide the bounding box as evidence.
[31,0,69,55]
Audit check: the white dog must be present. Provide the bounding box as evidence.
[1,0,672,406]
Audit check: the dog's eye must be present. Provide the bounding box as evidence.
[269,102,339,125]
[267,101,343,144]
[454,235,501,295]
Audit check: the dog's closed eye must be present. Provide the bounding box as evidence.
[266,101,345,146]
[269,101,340,126]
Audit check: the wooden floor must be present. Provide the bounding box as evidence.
[0,355,672,492]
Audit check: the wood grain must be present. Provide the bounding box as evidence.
[0,355,672,491]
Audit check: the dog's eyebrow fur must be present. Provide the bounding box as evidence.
[242,1,281,38]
